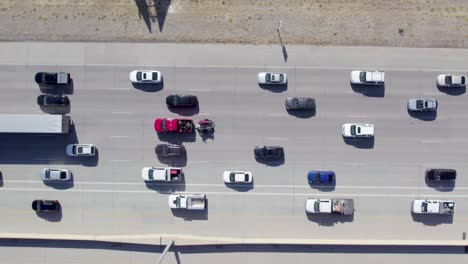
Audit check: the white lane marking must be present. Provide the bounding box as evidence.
[110,88,131,91]
[343,163,366,166]
[345,115,368,118]
[109,135,129,138]
[423,92,440,95]
[264,137,289,140]
[112,111,132,115]
[421,164,442,167]
[267,113,289,117]
[109,159,130,162]
[420,140,443,143]
[5,180,468,190]
[188,88,211,92]
[2,187,468,197]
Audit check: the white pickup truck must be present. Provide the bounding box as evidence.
[141,167,183,181]
[350,70,385,85]
[305,198,354,215]
[411,199,455,215]
[168,194,206,210]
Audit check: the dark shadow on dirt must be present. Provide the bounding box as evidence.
[154,0,171,32]
[343,137,374,149]
[132,79,164,92]
[407,110,437,121]
[258,83,287,93]
[436,84,466,96]
[286,108,316,119]
[134,0,152,33]
[306,213,354,226]
[350,83,385,97]
[411,213,453,226]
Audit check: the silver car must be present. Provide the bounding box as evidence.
[258,72,287,85]
[407,98,437,111]
[40,168,72,181]
[285,97,315,110]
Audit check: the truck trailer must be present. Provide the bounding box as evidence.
[0,114,71,134]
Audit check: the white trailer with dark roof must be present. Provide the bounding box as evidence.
[0,114,71,134]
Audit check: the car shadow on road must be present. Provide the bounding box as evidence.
[425,179,455,192]
[306,213,354,226]
[350,84,385,97]
[258,83,287,93]
[255,156,285,167]
[0,171,3,187]
[43,179,74,190]
[80,148,99,167]
[157,131,197,144]
[437,84,466,96]
[308,182,336,192]
[343,137,374,149]
[411,213,453,226]
[168,104,200,117]
[225,182,254,192]
[407,110,437,121]
[286,109,316,119]
[156,153,188,167]
[36,210,63,222]
[38,104,71,115]
[132,79,164,92]
[171,201,208,221]
[38,80,74,95]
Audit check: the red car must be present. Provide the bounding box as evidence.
[154,118,193,133]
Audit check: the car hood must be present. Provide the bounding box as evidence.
[129,71,138,82]
[407,99,417,110]
[342,124,352,136]
[257,72,267,83]
[350,71,361,82]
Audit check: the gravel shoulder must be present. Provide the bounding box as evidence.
[0,0,467,48]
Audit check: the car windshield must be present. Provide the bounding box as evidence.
[161,120,166,130]
[152,72,158,80]
[359,72,367,82]
[175,197,181,207]
[445,75,452,84]
[265,73,271,82]
[244,174,249,181]
[292,99,299,107]
[279,74,284,82]
[136,72,142,81]
[421,202,428,212]
[350,125,356,135]
[77,146,84,153]
[45,170,50,178]
[416,100,424,109]
[148,169,154,180]
[60,171,67,179]
[314,201,320,212]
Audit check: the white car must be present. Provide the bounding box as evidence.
[258,72,287,85]
[66,144,96,156]
[40,168,71,181]
[129,70,162,83]
[350,70,385,85]
[342,123,374,138]
[223,171,253,183]
[436,74,466,87]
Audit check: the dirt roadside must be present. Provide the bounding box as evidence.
[0,0,467,48]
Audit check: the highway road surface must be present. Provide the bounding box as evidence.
[0,43,467,241]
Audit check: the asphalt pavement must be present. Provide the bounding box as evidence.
[0,43,467,241]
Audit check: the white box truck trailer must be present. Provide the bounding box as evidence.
[0,114,71,134]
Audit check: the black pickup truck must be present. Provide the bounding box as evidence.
[35,72,71,85]
[425,169,456,181]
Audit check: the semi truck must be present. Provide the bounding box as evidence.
[0,114,71,134]
[411,199,455,215]
[305,198,354,215]
[168,194,206,210]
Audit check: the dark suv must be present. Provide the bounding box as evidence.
[166,95,198,108]
[37,94,69,106]
[254,146,284,159]
[425,169,456,181]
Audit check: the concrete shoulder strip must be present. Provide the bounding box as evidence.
[0,233,467,246]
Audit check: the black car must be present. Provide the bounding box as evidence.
[254,146,284,159]
[35,72,71,85]
[155,144,186,157]
[37,94,69,106]
[425,169,456,181]
[285,97,315,110]
[166,95,198,108]
[32,200,60,212]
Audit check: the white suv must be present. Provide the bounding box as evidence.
[350,70,385,85]
[342,123,374,138]
[40,168,72,181]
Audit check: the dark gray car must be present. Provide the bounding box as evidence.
[254,146,284,159]
[426,169,456,181]
[156,144,186,157]
[285,97,315,110]
[37,94,69,106]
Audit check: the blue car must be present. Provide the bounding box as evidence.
[308,170,335,184]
